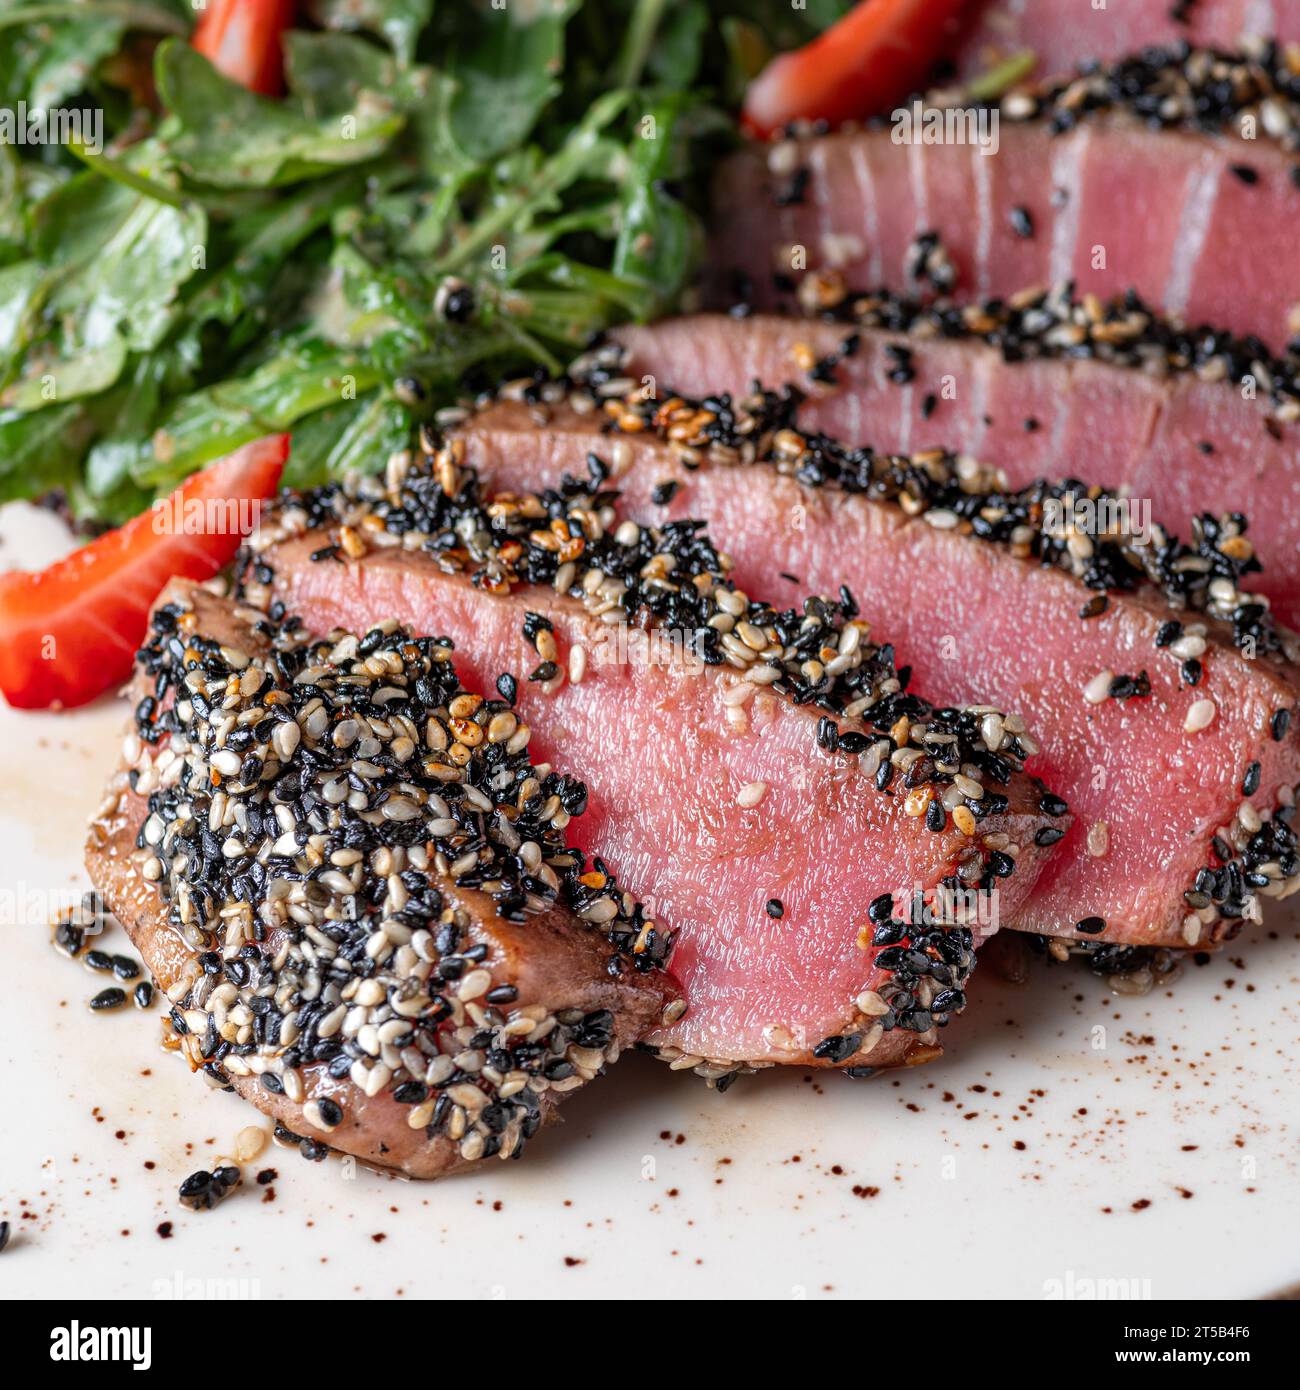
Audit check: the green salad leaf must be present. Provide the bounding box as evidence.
[0,0,843,527]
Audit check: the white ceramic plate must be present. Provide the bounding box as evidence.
[2,502,1297,1301]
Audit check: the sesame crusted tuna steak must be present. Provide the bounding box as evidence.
[613,303,1300,627]
[712,44,1300,348]
[955,2,1300,82]
[449,375,1300,952]
[250,450,1065,1074]
[85,580,674,1179]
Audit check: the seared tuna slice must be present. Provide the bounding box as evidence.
[614,302,1300,627]
[712,45,1300,346]
[250,452,1064,1074]
[955,2,1299,82]
[451,375,1300,951]
[86,581,673,1179]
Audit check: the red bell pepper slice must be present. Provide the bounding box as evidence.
[0,435,289,710]
[742,0,975,139]
[192,0,296,96]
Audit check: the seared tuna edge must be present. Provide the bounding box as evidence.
[734,279,1300,433]
[985,39,1300,150]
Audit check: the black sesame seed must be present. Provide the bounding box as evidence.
[1034,826,1066,846]
[90,987,126,1011]
[441,283,475,323]
[1075,917,1106,935]
[766,897,784,919]
[133,981,154,1009]
[868,892,894,923]
[1010,205,1034,238]
[812,1033,861,1064]
[1242,762,1261,797]
[53,919,86,958]
[1272,708,1292,742]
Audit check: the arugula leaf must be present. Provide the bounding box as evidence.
[185,170,368,330]
[26,13,125,110]
[155,41,406,189]
[285,30,428,118]
[646,1,709,89]
[0,259,46,378]
[0,400,96,501]
[435,88,631,273]
[84,351,169,499]
[447,2,576,162]
[33,170,207,353]
[612,97,701,318]
[307,0,433,68]
[282,390,412,488]
[2,331,128,410]
[138,338,387,485]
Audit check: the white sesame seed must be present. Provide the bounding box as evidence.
[1083,670,1113,704]
[1169,634,1207,661]
[855,989,890,1016]
[1185,699,1217,732]
[737,781,767,808]
[235,1126,268,1162]
[457,968,492,1001]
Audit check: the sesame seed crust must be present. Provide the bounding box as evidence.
[245,428,1042,840]
[242,429,1069,1075]
[774,279,1300,432]
[86,582,673,1178]
[451,359,1300,950]
[544,360,1293,670]
[993,40,1300,151]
